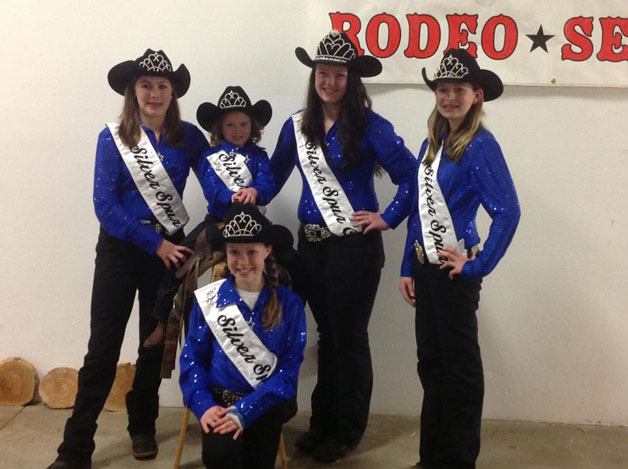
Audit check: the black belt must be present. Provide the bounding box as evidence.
[302,223,333,242]
[414,241,479,265]
[140,219,166,235]
[211,386,247,407]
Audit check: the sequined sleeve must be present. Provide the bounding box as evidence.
[250,145,276,206]
[199,146,237,212]
[270,117,298,198]
[367,114,417,229]
[179,302,217,419]
[92,128,161,253]
[185,122,210,178]
[400,140,426,277]
[234,288,307,428]
[461,134,520,277]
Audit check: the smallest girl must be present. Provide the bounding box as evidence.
[146,86,275,347]
[196,85,275,217]
[180,203,306,469]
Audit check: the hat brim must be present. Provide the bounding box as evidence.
[107,61,190,97]
[214,224,294,251]
[421,67,503,102]
[295,47,382,78]
[196,100,272,132]
[196,102,222,132]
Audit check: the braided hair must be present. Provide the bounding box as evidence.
[261,253,282,330]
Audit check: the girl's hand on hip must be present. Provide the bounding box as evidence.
[438,245,468,279]
[352,211,389,234]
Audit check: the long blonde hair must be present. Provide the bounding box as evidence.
[118,77,184,148]
[424,87,485,165]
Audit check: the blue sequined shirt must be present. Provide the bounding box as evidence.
[270,110,415,229]
[179,275,307,428]
[93,122,208,253]
[198,141,275,219]
[401,128,521,278]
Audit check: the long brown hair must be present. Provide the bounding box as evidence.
[261,253,282,329]
[301,67,372,171]
[424,85,485,165]
[118,77,184,148]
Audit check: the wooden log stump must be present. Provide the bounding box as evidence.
[0,357,38,406]
[104,363,135,412]
[39,367,78,409]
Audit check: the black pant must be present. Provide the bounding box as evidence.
[56,228,182,465]
[201,404,284,469]
[299,229,384,446]
[414,262,484,469]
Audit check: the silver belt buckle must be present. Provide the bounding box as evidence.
[304,224,332,242]
[140,219,165,235]
[414,240,425,264]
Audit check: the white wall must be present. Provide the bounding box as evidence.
[1,0,627,426]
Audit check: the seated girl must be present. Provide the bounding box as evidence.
[179,203,306,469]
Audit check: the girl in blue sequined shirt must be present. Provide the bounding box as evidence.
[179,204,306,469]
[399,49,520,469]
[270,31,416,463]
[146,86,276,346]
[49,49,207,469]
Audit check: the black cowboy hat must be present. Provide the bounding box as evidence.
[107,49,191,97]
[422,48,503,102]
[196,86,272,132]
[295,30,382,78]
[217,203,293,251]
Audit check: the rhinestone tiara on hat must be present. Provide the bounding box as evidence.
[223,211,262,238]
[219,90,248,110]
[315,30,357,63]
[138,51,173,73]
[434,55,469,80]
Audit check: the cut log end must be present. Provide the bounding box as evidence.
[0,357,38,406]
[104,363,136,412]
[40,367,78,409]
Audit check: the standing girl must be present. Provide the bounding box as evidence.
[179,203,306,469]
[271,31,416,462]
[399,49,521,469]
[48,49,208,469]
[146,86,275,348]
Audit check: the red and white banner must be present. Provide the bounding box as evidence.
[304,1,628,87]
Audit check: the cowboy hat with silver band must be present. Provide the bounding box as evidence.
[196,86,272,132]
[107,48,190,97]
[422,48,503,102]
[217,203,293,250]
[295,30,382,78]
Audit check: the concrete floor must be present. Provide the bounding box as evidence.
[0,405,627,468]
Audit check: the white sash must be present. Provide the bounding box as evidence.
[107,123,189,235]
[195,279,278,388]
[207,150,253,192]
[292,112,360,236]
[418,146,465,264]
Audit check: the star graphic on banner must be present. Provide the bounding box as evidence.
[526,25,555,53]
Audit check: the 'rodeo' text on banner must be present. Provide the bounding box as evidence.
[305,1,627,87]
